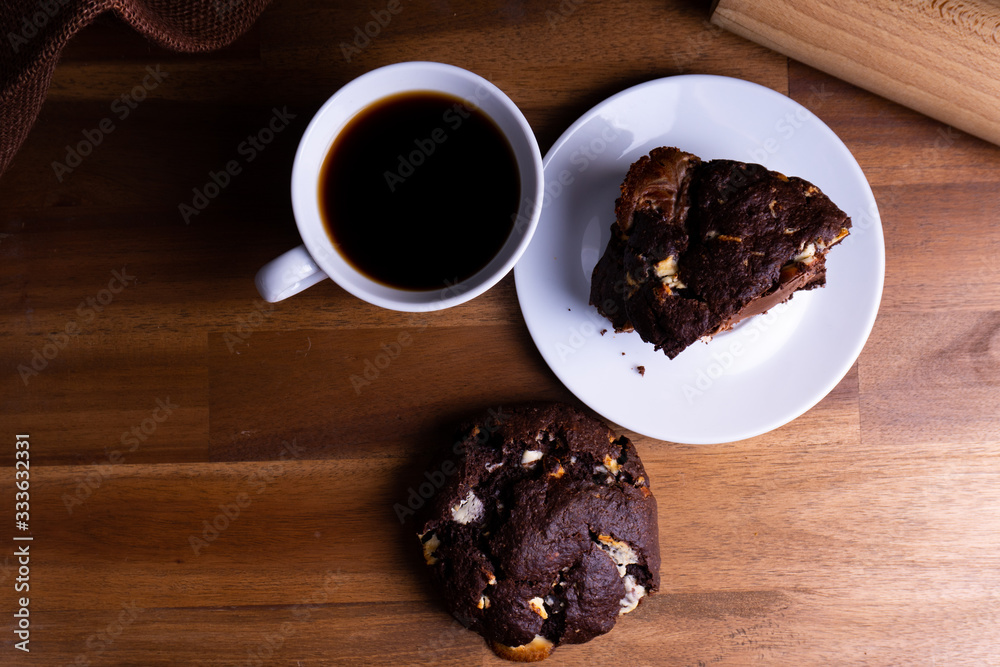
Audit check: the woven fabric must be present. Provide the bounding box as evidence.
[0,0,272,178]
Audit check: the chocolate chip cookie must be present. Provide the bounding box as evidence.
[415,403,660,661]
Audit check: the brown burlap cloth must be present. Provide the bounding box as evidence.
[0,0,273,179]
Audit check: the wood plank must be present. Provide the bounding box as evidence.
[859,310,1000,445]
[3,604,484,666]
[9,460,427,611]
[0,331,208,466]
[207,323,576,461]
[261,0,788,150]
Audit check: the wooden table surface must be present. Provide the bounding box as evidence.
[2,1,999,665]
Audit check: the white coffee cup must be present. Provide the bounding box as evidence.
[254,61,544,311]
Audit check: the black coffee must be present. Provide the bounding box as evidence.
[319,90,520,291]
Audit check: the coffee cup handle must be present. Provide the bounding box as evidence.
[255,245,329,303]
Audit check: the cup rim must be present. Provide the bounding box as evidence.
[290,61,544,312]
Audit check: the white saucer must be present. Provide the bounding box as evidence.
[514,74,884,444]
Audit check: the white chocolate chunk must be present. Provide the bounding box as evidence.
[528,597,548,620]
[492,635,554,661]
[654,255,678,277]
[478,595,491,610]
[654,256,686,290]
[420,532,440,565]
[451,491,484,525]
[793,243,816,264]
[596,534,640,577]
[595,535,647,614]
[521,450,544,466]
[619,574,646,615]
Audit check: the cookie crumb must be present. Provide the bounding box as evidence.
[636,366,645,376]
[600,329,607,336]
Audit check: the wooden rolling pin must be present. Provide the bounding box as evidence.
[711,0,1000,145]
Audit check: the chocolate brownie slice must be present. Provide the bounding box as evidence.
[416,403,660,662]
[590,147,851,359]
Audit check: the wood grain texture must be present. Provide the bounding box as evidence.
[1,0,1000,665]
[712,0,1000,147]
